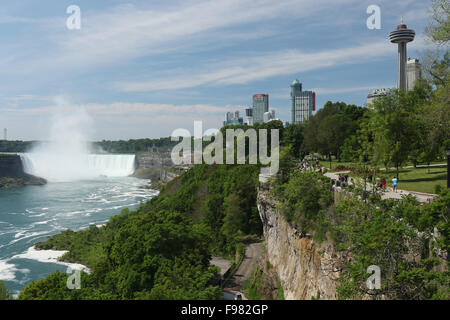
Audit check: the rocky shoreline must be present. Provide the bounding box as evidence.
[0,174,47,189]
[0,154,47,189]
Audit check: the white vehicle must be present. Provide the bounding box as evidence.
[223,289,243,300]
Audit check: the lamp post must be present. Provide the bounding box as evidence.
[446,147,450,188]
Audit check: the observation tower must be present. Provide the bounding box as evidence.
[389,22,415,90]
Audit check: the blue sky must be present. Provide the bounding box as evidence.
[0,0,433,140]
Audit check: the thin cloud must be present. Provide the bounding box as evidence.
[0,0,358,76]
[3,102,233,116]
[116,41,394,92]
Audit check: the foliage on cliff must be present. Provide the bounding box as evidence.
[143,164,261,256]
[243,259,285,300]
[333,190,449,300]
[20,209,221,300]
[21,163,261,299]
[274,171,333,241]
[273,169,449,300]
[0,280,13,300]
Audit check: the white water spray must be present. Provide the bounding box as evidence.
[21,107,135,182]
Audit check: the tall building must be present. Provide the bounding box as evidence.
[3,128,6,141]
[406,58,422,91]
[223,110,244,126]
[245,108,253,126]
[389,23,415,90]
[252,94,269,124]
[263,109,277,123]
[290,79,315,124]
[366,88,391,108]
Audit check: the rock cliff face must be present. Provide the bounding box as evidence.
[257,186,348,300]
[0,154,24,178]
[0,154,46,188]
[136,151,173,169]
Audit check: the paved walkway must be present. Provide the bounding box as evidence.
[224,243,262,292]
[324,171,436,203]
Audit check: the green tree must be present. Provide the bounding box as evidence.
[426,0,450,45]
[275,171,333,239]
[281,123,304,158]
[0,280,13,300]
[303,101,365,163]
[369,89,423,179]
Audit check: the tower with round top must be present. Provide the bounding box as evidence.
[389,23,415,90]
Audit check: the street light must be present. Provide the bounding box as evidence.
[446,147,450,188]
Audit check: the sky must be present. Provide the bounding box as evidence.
[0,0,434,141]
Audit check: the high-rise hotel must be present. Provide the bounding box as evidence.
[252,94,269,124]
[290,79,315,124]
[406,58,422,91]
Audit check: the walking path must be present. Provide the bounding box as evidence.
[224,243,262,293]
[324,171,436,203]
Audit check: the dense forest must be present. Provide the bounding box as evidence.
[93,137,178,153]
[19,164,261,299]
[0,137,178,154]
[0,140,34,153]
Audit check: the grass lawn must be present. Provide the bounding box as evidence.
[391,166,447,194]
[318,160,357,169]
[315,156,447,193]
[318,158,446,171]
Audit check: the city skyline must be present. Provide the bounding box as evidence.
[0,0,432,140]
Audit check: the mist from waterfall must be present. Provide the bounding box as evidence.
[21,107,135,182]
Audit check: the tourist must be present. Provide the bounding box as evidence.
[381,178,386,190]
[392,177,398,192]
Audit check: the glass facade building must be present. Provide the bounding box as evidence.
[252,94,269,124]
[290,79,315,124]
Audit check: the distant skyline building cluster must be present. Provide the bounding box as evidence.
[223,22,421,126]
[248,94,278,125]
[223,80,313,127]
[224,93,277,127]
[223,110,244,126]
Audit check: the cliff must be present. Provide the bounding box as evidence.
[257,186,349,300]
[0,154,25,178]
[0,154,46,188]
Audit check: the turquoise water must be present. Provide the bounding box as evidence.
[0,177,157,296]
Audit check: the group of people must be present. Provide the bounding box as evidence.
[336,174,350,187]
[298,159,322,172]
[375,177,398,193]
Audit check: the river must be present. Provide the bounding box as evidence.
[0,153,158,296]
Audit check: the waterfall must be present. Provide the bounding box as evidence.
[20,153,136,182]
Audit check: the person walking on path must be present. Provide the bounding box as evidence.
[392,177,398,193]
